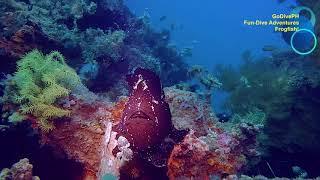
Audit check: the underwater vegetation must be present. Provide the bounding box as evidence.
[215,49,320,176]
[1,50,82,131]
[215,51,296,117]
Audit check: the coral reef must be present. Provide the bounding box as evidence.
[224,108,266,131]
[99,121,133,178]
[41,99,110,177]
[0,0,190,89]
[0,0,97,42]
[164,87,215,135]
[223,174,320,180]
[0,24,55,58]
[0,158,39,180]
[165,87,260,179]
[167,130,242,179]
[167,122,260,179]
[25,79,259,179]
[172,65,222,105]
[79,28,125,63]
[189,65,222,91]
[0,0,95,65]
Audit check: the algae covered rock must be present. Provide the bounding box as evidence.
[0,158,39,180]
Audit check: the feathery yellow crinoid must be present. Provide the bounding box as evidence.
[11,49,81,131]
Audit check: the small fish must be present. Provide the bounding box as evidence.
[192,40,200,45]
[170,23,176,31]
[188,65,203,77]
[162,35,168,40]
[180,47,193,57]
[159,15,167,21]
[216,113,232,123]
[262,45,277,52]
[27,4,33,11]
[143,8,151,18]
[167,42,177,48]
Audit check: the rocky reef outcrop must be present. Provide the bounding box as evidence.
[32,82,259,179]
[0,158,39,180]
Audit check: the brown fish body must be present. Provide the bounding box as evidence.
[118,68,172,151]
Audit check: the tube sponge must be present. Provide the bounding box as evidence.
[7,49,81,131]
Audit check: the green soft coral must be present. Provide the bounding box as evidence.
[8,50,81,131]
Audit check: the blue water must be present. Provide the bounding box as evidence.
[126,0,296,67]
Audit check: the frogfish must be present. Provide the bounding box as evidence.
[113,68,188,178]
[115,68,173,151]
